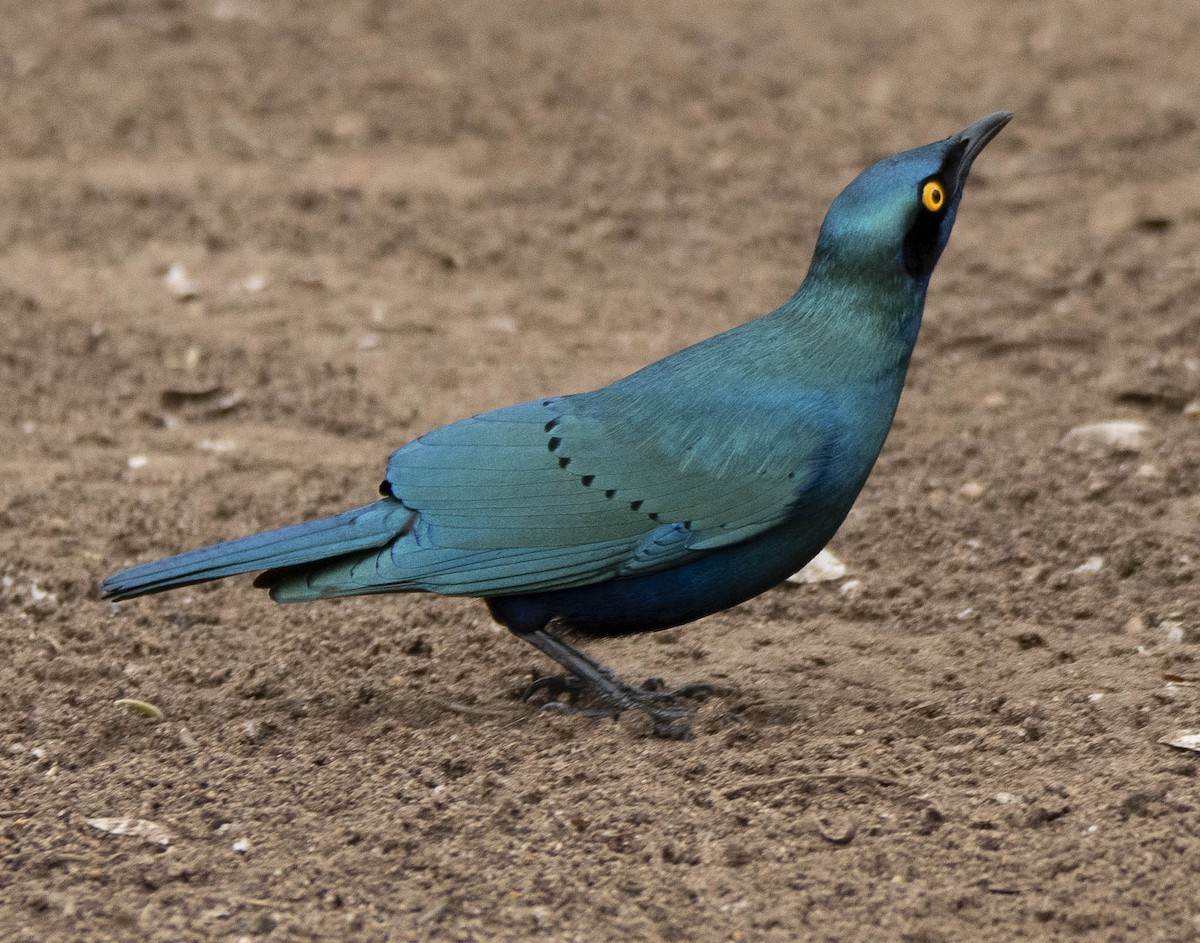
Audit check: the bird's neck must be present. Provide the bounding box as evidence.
[775,260,926,378]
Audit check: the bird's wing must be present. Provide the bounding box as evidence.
[370,391,831,597]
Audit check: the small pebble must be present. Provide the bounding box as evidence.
[1061,420,1149,453]
[788,549,847,584]
[1161,621,1185,645]
[164,263,201,301]
[1161,731,1200,753]
[196,439,236,453]
[959,480,986,500]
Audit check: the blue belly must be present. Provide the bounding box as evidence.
[487,509,844,637]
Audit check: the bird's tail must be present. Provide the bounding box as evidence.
[101,500,414,602]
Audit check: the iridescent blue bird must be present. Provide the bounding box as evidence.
[103,112,1011,735]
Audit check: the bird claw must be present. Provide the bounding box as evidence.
[538,700,625,723]
[518,629,716,739]
[527,674,711,739]
[537,699,584,716]
[523,674,590,702]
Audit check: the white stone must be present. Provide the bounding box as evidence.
[164,263,200,301]
[196,439,236,453]
[958,480,986,499]
[1161,620,1185,645]
[1161,731,1200,752]
[1061,420,1150,453]
[88,817,171,847]
[787,549,847,584]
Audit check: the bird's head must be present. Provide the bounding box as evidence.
[811,112,1011,290]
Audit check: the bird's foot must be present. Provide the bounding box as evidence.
[624,679,720,738]
[525,674,717,703]
[524,672,716,739]
[522,673,590,704]
[518,628,721,739]
[639,677,721,700]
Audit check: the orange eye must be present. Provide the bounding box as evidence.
[921,180,945,212]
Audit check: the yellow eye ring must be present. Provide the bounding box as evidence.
[921,180,945,212]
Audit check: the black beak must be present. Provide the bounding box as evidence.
[944,111,1012,197]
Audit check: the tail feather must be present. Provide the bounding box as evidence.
[101,501,414,601]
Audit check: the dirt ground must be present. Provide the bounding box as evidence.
[3,0,1200,940]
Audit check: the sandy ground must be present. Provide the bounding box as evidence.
[3,0,1200,940]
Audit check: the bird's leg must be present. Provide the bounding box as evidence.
[519,627,710,738]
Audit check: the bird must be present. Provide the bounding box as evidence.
[103,112,1011,737]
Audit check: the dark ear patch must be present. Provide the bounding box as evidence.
[902,211,943,278]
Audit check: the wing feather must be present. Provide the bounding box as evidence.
[346,390,834,596]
